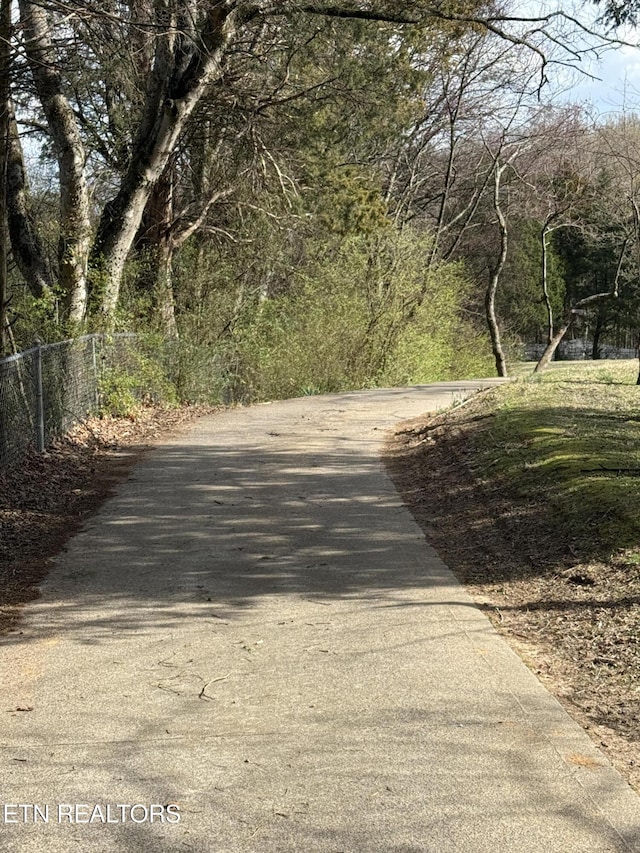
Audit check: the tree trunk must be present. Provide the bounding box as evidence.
[591,311,603,360]
[91,5,242,325]
[19,0,91,324]
[0,0,10,355]
[5,103,54,299]
[156,248,179,340]
[136,160,179,339]
[486,272,508,377]
[541,227,553,344]
[486,163,508,378]
[534,318,573,372]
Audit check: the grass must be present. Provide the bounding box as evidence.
[386,358,640,790]
[475,360,640,561]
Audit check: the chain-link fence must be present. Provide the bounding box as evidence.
[523,340,639,362]
[0,334,138,470]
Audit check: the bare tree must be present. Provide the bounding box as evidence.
[0,0,10,353]
[530,114,640,370]
[18,0,91,323]
[486,156,511,377]
[5,102,55,301]
[7,0,626,329]
[534,236,628,370]
[510,108,596,343]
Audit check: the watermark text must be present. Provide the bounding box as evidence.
[2,803,180,825]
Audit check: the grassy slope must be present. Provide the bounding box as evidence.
[477,361,640,563]
[386,359,640,789]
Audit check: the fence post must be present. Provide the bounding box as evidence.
[33,337,45,452]
[91,335,100,410]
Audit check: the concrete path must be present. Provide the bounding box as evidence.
[2,382,640,853]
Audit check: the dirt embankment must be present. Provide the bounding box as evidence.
[384,397,640,793]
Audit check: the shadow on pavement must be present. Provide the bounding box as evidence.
[5,440,472,645]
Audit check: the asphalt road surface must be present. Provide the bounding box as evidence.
[2,382,640,852]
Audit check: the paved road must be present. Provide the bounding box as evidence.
[2,382,640,852]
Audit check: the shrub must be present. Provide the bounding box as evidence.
[98,339,178,417]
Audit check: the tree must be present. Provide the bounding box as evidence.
[18,0,91,323]
[2,0,627,340]
[485,156,511,377]
[496,217,565,344]
[593,0,640,24]
[0,0,10,353]
[5,101,55,302]
[382,27,546,259]
[531,115,640,370]
[508,108,596,345]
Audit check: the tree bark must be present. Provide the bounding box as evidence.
[5,103,54,299]
[136,159,179,339]
[486,162,508,378]
[541,226,553,343]
[19,0,91,324]
[486,271,508,377]
[91,4,244,325]
[0,0,10,354]
[591,310,603,359]
[534,318,572,371]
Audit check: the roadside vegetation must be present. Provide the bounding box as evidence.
[3,2,640,391]
[386,359,640,790]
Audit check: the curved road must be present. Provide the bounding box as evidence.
[1,382,640,852]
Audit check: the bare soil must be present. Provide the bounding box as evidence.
[384,396,640,793]
[0,405,215,637]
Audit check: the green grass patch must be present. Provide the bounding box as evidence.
[473,360,640,558]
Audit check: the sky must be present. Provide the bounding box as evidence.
[511,0,640,117]
[563,41,640,116]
